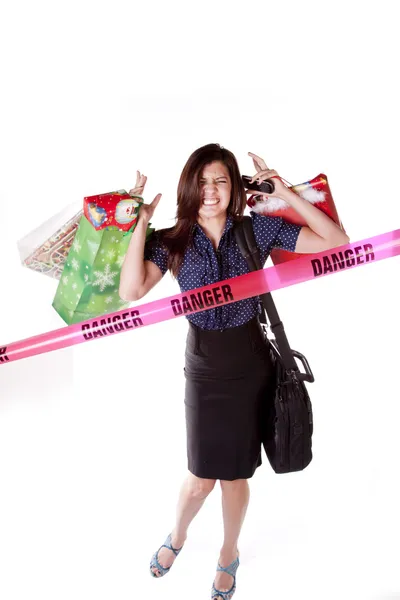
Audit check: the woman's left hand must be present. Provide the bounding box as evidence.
[247,152,289,200]
[129,170,147,197]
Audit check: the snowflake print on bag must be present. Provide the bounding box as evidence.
[72,238,81,253]
[71,258,80,271]
[92,264,118,292]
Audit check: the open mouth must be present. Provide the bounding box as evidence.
[202,198,219,206]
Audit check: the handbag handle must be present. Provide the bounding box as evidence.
[268,339,314,383]
[291,349,314,383]
[234,216,315,382]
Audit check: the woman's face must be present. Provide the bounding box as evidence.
[197,161,232,222]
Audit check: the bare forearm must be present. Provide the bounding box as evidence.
[281,187,349,244]
[119,217,149,300]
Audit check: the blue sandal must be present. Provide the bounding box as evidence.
[211,554,240,600]
[149,533,184,578]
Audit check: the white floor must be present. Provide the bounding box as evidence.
[1,298,399,600]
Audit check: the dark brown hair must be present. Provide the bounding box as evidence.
[149,143,247,278]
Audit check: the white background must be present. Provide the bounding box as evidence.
[1,1,400,599]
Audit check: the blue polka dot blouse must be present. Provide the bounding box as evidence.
[143,211,302,330]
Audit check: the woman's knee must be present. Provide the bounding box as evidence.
[187,474,217,499]
[220,478,248,491]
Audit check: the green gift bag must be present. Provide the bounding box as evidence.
[52,190,154,325]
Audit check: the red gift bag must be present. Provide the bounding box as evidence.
[247,173,346,265]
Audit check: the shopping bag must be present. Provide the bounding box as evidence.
[52,190,154,324]
[18,202,83,280]
[247,173,346,265]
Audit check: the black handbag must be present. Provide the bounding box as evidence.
[234,216,315,474]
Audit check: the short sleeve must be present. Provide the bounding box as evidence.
[250,211,302,257]
[143,231,169,276]
[271,219,302,251]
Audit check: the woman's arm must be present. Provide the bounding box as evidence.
[118,171,163,301]
[119,216,163,302]
[279,186,350,253]
[247,152,350,254]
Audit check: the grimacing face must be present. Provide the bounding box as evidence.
[197,161,232,223]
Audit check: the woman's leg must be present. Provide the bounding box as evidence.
[151,472,216,577]
[212,478,250,596]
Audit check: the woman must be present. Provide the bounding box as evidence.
[119,144,349,600]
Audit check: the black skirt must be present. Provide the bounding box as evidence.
[184,317,275,481]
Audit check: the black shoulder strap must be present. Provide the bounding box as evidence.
[234,216,298,371]
[233,217,268,327]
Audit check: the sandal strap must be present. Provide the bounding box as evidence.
[150,533,183,576]
[211,580,237,600]
[150,553,170,576]
[216,556,240,578]
[211,556,239,599]
[164,533,183,556]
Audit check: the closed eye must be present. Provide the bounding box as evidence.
[200,180,228,184]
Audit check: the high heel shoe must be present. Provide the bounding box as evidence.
[211,554,240,600]
[149,533,184,578]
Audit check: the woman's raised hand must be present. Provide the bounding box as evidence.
[247,152,289,200]
[129,170,162,224]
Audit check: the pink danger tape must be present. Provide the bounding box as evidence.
[1,229,399,366]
